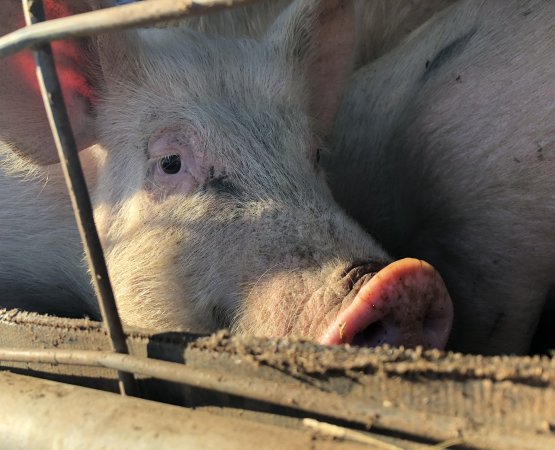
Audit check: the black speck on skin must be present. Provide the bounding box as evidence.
[209,175,242,197]
[422,28,477,82]
[536,144,545,160]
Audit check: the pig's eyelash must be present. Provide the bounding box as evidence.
[147,156,167,164]
[148,155,183,165]
[147,156,173,172]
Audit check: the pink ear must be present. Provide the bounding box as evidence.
[307,0,355,135]
[267,0,355,136]
[46,0,96,106]
[0,0,96,165]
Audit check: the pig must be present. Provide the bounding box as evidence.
[0,0,453,348]
[181,0,458,67]
[327,0,555,354]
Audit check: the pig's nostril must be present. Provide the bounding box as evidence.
[351,321,386,347]
[424,311,443,333]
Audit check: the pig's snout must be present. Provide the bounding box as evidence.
[320,258,453,349]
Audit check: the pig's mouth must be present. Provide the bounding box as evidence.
[319,258,454,350]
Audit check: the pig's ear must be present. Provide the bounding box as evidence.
[0,0,97,166]
[266,0,355,135]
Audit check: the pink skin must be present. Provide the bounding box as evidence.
[0,0,96,165]
[320,258,453,349]
[8,1,92,100]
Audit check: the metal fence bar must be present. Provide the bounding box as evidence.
[0,0,267,398]
[1,0,269,397]
[0,0,262,59]
[22,0,137,397]
[0,347,457,439]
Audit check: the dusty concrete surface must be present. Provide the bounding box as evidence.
[0,371,374,450]
[0,309,554,449]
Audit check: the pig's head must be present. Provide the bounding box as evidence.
[2,0,453,349]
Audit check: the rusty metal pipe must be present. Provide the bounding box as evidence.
[0,0,262,59]
[22,0,137,396]
[0,347,481,444]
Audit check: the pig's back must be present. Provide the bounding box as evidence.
[329,0,555,353]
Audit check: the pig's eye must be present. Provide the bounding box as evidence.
[159,154,182,174]
[316,148,322,164]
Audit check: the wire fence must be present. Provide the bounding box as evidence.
[0,0,267,397]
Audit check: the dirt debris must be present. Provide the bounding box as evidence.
[192,330,555,386]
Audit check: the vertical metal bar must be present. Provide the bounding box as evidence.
[22,0,137,397]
